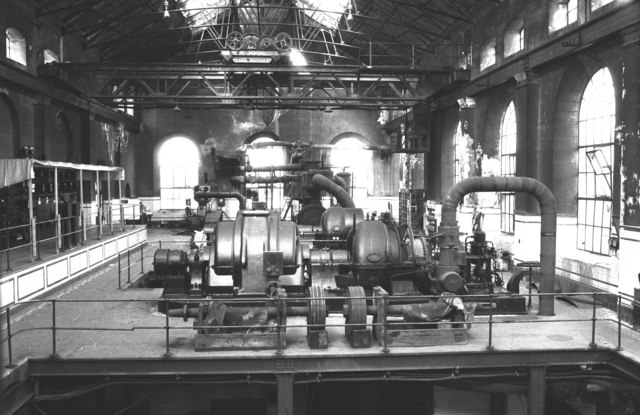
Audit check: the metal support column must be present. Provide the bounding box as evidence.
[527,366,546,415]
[277,373,294,415]
[79,169,86,244]
[107,171,113,235]
[54,167,61,253]
[28,175,36,260]
[97,171,102,240]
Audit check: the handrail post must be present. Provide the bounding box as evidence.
[31,217,37,261]
[55,214,62,253]
[5,230,11,271]
[381,292,389,354]
[140,244,144,274]
[589,292,597,348]
[164,299,172,357]
[487,293,494,351]
[276,297,283,356]
[121,204,125,232]
[127,249,131,284]
[5,307,16,368]
[617,295,622,351]
[50,300,58,358]
[80,214,85,246]
[117,253,122,289]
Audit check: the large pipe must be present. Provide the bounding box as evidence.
[311,174,355,208]
[241,164,303,172]
[441,177,557,316]
[194,191,247,210]
[333,174,348,192]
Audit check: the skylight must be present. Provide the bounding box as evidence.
[177,0,352,34]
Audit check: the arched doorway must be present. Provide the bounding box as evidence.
[244,134,287,211]
[330,135,373,208]
[158,136,201,210]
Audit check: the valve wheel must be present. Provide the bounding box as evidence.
[274,32,292,51]
[307,285,326,334]
[227,31,245,50]
[345,286,367,337]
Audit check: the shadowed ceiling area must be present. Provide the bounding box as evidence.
[35,0,491,66]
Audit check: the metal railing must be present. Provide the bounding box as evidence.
[1,291,638,367]
[0,204,143,275]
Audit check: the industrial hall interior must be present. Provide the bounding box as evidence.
[1,0,640,414]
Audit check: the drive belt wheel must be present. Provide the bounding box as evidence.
[258,36,275,50]
[345,286,366,337]
[226,31,245,50]
[244,34,259,50]
[274,32,292,51]
[307,285,326,335]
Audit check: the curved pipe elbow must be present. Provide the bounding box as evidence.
[311,174,355,208]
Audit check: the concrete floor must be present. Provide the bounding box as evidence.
[2,226,640,376]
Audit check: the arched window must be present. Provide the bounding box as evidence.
[6,28,27,66]
[158,136,200,210]
[454,121,465,183]
[504,19,524,57]
[500,101,517,234]
[480,39,496,70]
[549,0,578,32]
[330,136,372,207]
[43,49,58,64]
[245,135,287,210]
[578,67,616,255]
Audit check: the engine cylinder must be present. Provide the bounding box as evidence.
[153,249,188,274]
[321,207,364,236]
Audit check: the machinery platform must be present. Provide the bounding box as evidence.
[2,228,640,415]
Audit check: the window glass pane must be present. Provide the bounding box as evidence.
[577,68,615,254]
[500,102,516,233]
[6,28,27,66]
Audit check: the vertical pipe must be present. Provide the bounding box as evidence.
[441,177,557,315]
[140,244,144,274]
[127,249,131,284]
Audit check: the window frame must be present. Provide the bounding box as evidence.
[499,101,517,234]
[6,28,27,66]
[577,67,616,255]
